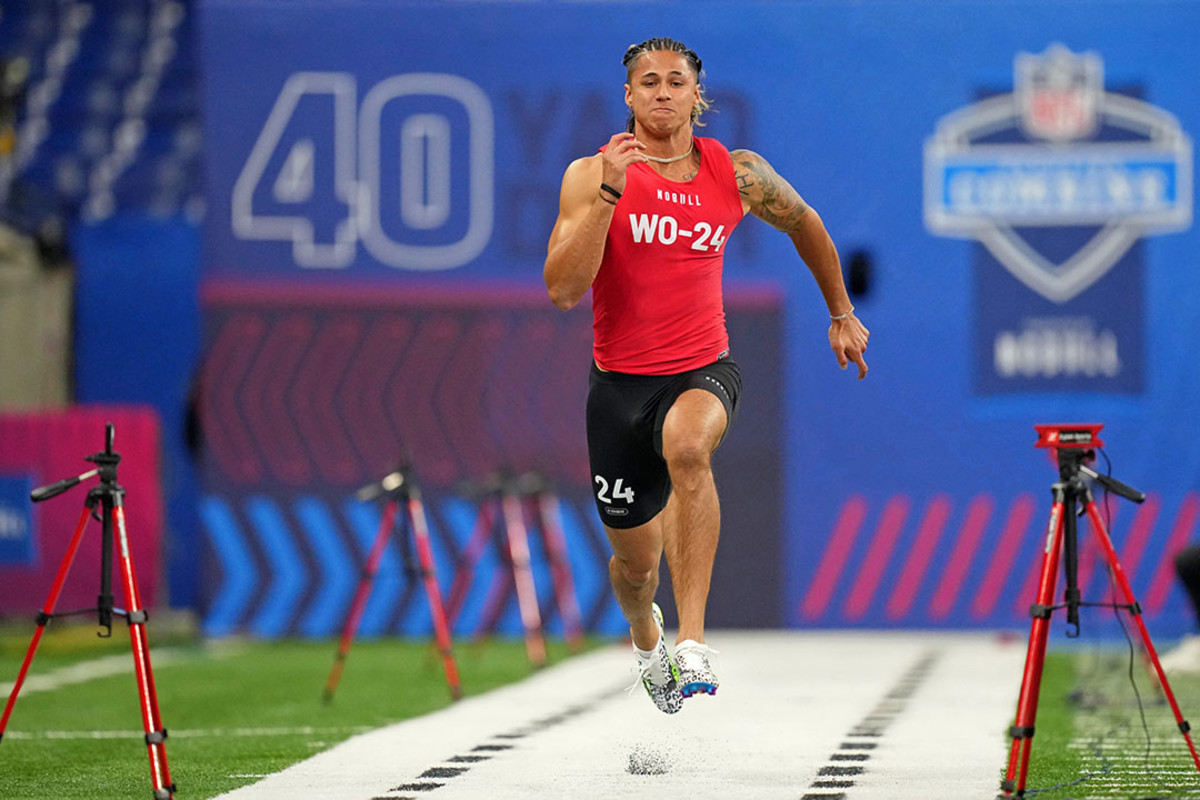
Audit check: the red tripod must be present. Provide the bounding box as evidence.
[322,467,462,703]
[0,423,175,799]
[530,481,586,654]
[446,472,585,666]
[1001,424,1200,797]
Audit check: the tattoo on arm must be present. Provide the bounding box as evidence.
[732,149,809,232]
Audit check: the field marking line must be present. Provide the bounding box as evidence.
[1,641,245,697]
[2,725,375,740]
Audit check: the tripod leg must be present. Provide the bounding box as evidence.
[474,560,514,643]
[112,501,175,799]
[1002,496,1066,798]
[501,491,547,667]
[1084,500,1200,773]
[536,492,585,652]
[323,499,399,703]
[0,505,93,740]
[445,499,496,624]
[407,495,463,700]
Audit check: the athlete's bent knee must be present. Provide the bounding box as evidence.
[665,444,712,491]
[610,554,658,589]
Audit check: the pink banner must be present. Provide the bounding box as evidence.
[0,406,163,617]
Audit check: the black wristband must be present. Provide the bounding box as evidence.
[599,183,622,201]
[598,191,617,206]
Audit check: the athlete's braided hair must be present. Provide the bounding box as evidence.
[622,37,712,133]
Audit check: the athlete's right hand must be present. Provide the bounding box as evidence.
[600,132,647,194]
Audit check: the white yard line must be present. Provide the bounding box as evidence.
[1,640,245,699]
[213,631,1027,799]
[0,650,187,696]
[2,725,374,740]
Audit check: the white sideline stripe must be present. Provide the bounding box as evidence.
[3,725,374,740]
[1,643,245,697]
[0,650,187,696]
[211,631,1027,800]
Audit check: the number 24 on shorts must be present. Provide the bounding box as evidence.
[594,475,635,504]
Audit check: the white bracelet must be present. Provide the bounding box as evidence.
[830,307,854,321]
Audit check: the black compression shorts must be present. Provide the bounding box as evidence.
[585,355,741,529]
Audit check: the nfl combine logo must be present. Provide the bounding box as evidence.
[923,43,1193,393]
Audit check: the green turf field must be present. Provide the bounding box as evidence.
[1015,645,1200,799]
[4,623,1200,799]
[0,621,595,799]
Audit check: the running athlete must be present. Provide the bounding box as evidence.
[544,37,869,714]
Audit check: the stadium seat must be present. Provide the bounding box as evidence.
[0,0,199,225]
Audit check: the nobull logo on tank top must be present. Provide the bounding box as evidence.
[922,43,1193,395]
[655,188,703,207]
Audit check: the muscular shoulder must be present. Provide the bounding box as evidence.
[729,148,809,232]
[557,153,603,211]
[729,149,770,199]
[563,153,602,187]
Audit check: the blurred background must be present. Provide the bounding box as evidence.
[0,0,1197,643]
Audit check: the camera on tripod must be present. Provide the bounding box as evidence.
[0,423,176,799]
[1034,422,1104,451]
[999,422,1200,797]
[1033,423,1144,503]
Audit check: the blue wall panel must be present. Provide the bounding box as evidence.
[73,219,203,609]
[197,0,1200,634]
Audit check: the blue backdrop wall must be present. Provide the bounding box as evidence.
[183,0,1200,636]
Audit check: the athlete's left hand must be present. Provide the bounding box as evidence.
[830,314,869,379]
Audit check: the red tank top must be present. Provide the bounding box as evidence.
[593,136,745,374]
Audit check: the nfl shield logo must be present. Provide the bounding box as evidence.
[925,42,1191,304]
[1016,44,1102,141]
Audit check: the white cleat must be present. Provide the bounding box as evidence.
[633,603,683,714]
[675,639,719,698]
